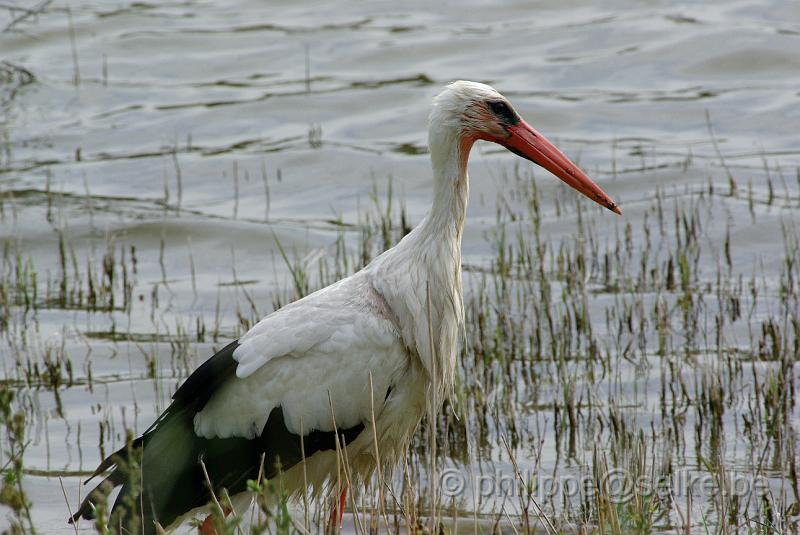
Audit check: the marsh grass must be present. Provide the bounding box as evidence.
[0,149,798,534]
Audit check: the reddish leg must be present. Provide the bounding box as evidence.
[199,506,231,535]
[338,486,348,526]
[327,484,349,530]
[199,515,216,535]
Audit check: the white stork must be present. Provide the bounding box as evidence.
[71,81,619,533]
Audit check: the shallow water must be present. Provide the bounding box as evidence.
[1,0,799,532]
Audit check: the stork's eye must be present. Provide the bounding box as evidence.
[488,100,509,115]
[487,100,519,125]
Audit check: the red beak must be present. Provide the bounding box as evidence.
[500,120,621,215]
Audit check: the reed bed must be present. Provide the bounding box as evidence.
[0,149,798,535]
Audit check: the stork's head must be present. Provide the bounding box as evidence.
[431,80,620,215]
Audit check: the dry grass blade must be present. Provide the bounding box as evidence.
[500,435,558,535]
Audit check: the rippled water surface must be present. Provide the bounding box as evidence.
[1,0,799,532]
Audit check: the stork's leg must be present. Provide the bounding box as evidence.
[327,484,348,530]
[338,485,348,526]
[199,515,216,535]
[199,506,232,535]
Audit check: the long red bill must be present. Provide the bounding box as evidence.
[501,120,621,215]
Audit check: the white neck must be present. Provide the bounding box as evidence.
[367,121,471,404]
[420,123,473,240]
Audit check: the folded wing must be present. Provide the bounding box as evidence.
[72,275,407,533]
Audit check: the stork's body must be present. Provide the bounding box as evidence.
[72,81,618,533]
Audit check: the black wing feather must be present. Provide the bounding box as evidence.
[171,340,240,410]
[71,339,368,534]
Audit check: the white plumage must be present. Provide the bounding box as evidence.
[73,81,619,533]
